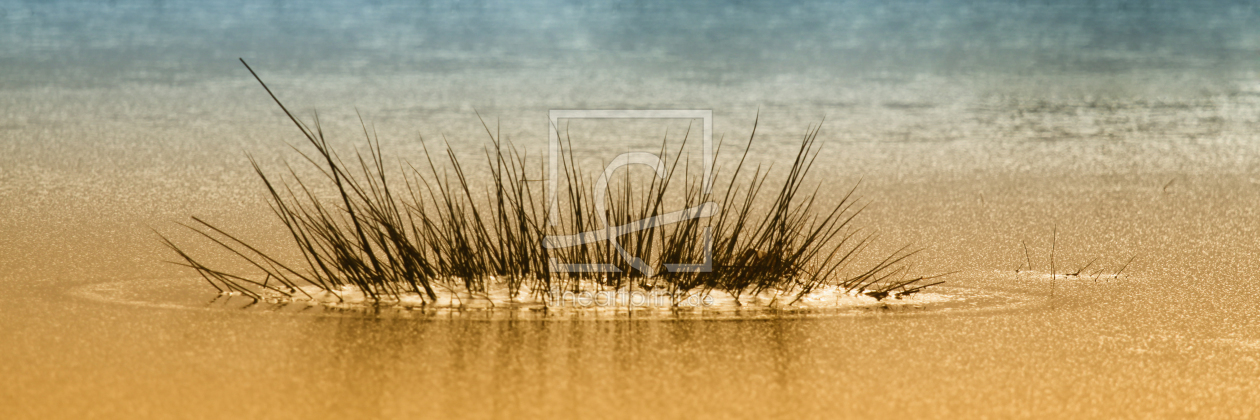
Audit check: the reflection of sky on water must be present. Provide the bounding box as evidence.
[2,0,1258,87]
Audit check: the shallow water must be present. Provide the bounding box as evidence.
[71,274,1041,320]
[4,1,1260,418]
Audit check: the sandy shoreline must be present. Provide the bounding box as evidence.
[5,79,1260,418]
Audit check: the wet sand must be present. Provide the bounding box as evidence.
[4,1,1260,418]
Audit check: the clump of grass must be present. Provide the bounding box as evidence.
[160,60,941,309]
[1012,228,1137,296]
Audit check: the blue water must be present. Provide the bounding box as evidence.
[3,0,1257,87]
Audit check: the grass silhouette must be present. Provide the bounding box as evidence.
[160,59,939,309]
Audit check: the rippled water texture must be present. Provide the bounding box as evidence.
[3,1,1260,418]
[72,274,1043,320]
